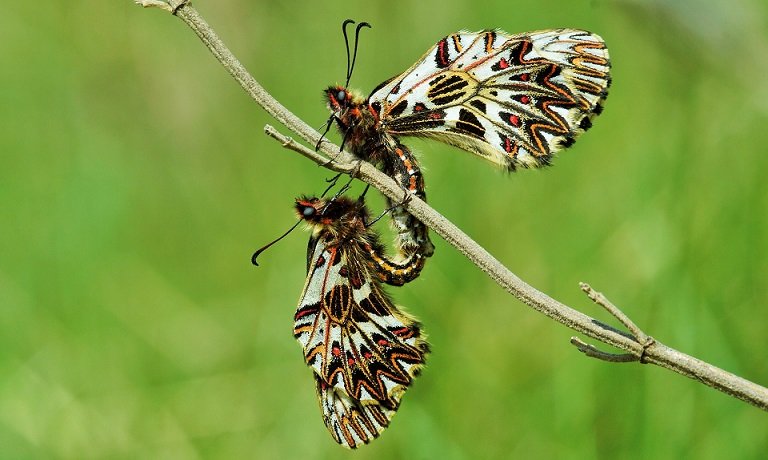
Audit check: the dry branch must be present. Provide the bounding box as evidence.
[135,0,768,411]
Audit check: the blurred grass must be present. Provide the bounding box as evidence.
[1,0,767,458]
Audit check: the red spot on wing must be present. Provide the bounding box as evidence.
[519,95,530,104]
[436,38,450,67]
[520,73,530,81]
[498,58,509,69]
[509,114,521,127]
[502,136,518,155]
[350,275,363,289]
[295,309,314,320]
[392,327,411,337]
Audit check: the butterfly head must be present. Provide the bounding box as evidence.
[296,195,367,235]
[325,86,367,128]
[295,195,362,222]
[325,85,350,113]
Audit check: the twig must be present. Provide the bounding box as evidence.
[135,0,768,412]
[580,282,647,343]
[570,337,638,363]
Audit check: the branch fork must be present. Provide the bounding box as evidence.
[571,283,655,363]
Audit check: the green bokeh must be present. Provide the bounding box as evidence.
[2,1,767,458]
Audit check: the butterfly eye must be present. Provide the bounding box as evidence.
[302,206,316,217]
[336,90,346,102]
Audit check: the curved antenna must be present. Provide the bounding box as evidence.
[341,19,355,86]
[251,218,303,266]
[345,21,371,88]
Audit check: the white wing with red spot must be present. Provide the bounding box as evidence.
[294,236,428,448]
[369,29,610,170]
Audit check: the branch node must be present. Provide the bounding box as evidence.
[349,159,363,180]
[638,336,656,364]
[171,1,188,15]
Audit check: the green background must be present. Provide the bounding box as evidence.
[2,0,767,458]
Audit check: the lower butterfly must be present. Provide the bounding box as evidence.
[325,26,610,255]
[293,195,429,448]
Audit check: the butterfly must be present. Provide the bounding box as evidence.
[293,194,429,448]
[325,27,610,251]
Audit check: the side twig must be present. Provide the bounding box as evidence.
[135,0,768,412]
[570,283,655,363]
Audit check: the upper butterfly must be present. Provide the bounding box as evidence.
[326,28,610,172]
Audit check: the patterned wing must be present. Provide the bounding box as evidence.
[370,29,611,170]
[314,374,396,449]
[295,236,428,447]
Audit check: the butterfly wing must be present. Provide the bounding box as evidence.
[370,29,611,170]
[295,235,428,447]
[314,374,396,449]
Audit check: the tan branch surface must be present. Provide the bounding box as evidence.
[136,0,768,411]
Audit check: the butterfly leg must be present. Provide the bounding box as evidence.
[320,172,344,197]
[315,115,336,152]
[366,190,410,228]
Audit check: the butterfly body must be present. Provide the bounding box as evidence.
[325,87,433,256]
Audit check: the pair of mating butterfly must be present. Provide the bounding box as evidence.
[259,20,610,448]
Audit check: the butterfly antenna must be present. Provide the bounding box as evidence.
[346,21,371,88]
[341,19,355,86]
[251,218,303,266]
